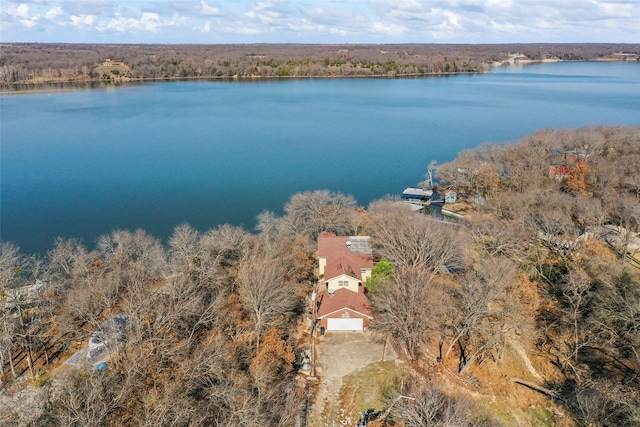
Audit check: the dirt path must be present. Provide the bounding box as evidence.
[509,340,543,381]
[308,332,397,426]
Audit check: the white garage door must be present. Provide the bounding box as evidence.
[327,318,363,331]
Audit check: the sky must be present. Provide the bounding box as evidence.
[1,0,639,44]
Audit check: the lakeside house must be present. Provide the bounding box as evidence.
[101,59,126,67]
[548,149,586,179]
[315,232,374,332]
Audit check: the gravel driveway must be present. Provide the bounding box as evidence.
[309,331,397,426]
[315,332,396,378]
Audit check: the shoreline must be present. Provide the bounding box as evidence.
[0,88,80,95]
[0,71,488,95]
[2,58,637,95]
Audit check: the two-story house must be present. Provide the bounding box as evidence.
[316,232,374,332]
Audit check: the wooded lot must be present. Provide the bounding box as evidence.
[1,43,638,85]
[1,125,639,426]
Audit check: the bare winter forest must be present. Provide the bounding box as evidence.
[1,43,638,85]
[1,125,639,426]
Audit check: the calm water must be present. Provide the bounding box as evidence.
[2,62,639,254]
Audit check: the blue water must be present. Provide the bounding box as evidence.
[1,62,639,254]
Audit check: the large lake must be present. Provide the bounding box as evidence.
[2,62,639,254]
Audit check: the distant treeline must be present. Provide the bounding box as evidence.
[1,43,638,85]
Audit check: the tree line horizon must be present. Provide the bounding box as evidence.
[1,42,638,86]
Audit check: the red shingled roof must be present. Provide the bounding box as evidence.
[318,233,373,281]
[316,288,373,319]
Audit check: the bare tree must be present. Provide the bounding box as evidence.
[284,190,357,238]
[96,229,167,280]
[0,243,29,379]
[390,378,472,426]
[168,223,203,273]
[371,266,449,361]
[573,196,608,235]
[49,368,132,426]
[445,257,525,373]
[0,242,22,291]
[424,160,437,189]
[467,214,530,259]
[256,210,291,249]
[369,200,465,276]
[236,252,300,349]
[562,270,595,369]
[169,223,246,284]
[594,270,640,378]
[46,237,94,284]
[610,194,640,261]
[564,380,640,427]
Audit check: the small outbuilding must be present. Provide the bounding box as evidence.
[445,191,458,204]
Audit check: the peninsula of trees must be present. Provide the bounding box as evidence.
[1,43,638,86]
[1,125,639,426]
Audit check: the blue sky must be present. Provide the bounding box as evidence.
[2,0,638,44]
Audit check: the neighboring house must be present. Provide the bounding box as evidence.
[88,314,129,359]
[101,59,126,67]
[445,191,458,204]
[548,149,586,179]
[316,232,374,332]
[2,280,50,311]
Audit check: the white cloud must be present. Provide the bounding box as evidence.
[21,17,39,27]
[442,10,462,28]
[595,0,634,17]
[200,1,222,16]
[287,19,324,32]
[45,6,63,20]
[3,3,43,28]
[5,3,32,19]
[140,12,160,31]
[371,22,406,36]
[245,1,287,26]
[328,26,348,36]
[1,0,638,44]
[485,0,511,8]
[230,20,262,35]
[372,0,423,12]
[102,15,141,32]
[60,0,114,16]
[16,3,31,18]
[69,14,97,27]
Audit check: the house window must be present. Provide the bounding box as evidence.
[338,280,349,287]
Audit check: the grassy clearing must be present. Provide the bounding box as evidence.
[95,64,129,78]
[337,361,406,423]
[523,405,559,427]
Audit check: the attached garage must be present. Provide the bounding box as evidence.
[327,317,363,331]
[316,288,373,332]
